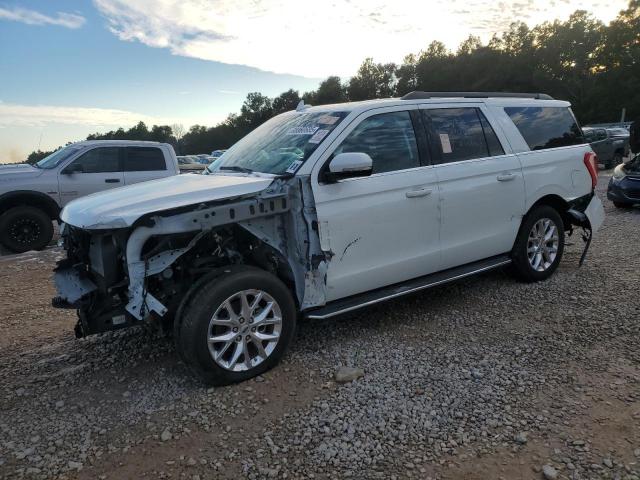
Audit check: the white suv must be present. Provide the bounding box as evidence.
[53,92,604,385]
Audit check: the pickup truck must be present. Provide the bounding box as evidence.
[0,140,179,253]
[582,127,630,169]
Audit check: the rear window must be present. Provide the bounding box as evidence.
[124,147,166,172]
[504,107,584,150]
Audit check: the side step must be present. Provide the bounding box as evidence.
[305,254,511,320]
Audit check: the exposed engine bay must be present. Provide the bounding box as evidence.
[52,177,328,337]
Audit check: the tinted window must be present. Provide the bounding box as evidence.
[478,113,505,157]
[505,107,584,150]
[68,147,120,173]
[423,108,503,163]
[124,147,166,171]
[583,129,596,142]
[334,111,419,174]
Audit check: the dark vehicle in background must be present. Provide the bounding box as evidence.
[608,155,640,208]
[583,127,629,169]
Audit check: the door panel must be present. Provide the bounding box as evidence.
[316,168,441,301]
[311,107,441,302]
[435,156,524,267]
[421,106,525,269]
[58,147,124,206]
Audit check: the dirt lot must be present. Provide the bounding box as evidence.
[1,173,639,480]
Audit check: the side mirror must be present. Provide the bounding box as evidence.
[62,163,83,175]
[325,152,373,182]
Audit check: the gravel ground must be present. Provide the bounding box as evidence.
[0,172,639,480]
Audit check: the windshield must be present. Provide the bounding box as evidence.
[36,145,82,169]
[213,110,348,175]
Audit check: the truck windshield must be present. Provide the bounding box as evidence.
[213,110,348,175]
[36,146,82,169]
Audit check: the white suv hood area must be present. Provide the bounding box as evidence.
[60,173,274,229]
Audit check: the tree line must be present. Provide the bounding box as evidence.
[26,1,640,164]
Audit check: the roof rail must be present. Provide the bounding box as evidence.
[401,91,554,100]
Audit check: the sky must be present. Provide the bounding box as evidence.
[0,0,630,162]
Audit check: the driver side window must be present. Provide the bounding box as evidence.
[67,147,120,173]
[334,111,419,174]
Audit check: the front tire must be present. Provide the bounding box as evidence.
[177,266,297,386]
[0,206,54,253]
[511,205,564,282]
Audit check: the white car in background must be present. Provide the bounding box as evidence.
[0,141,179,252]
[53,92,604,386]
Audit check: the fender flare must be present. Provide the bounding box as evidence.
[0,190,60,219]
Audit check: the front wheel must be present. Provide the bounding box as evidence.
[177,266,297,386]
[0,206,54,253]
[511,205,565,282]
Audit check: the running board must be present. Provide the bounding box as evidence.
[305,254,511,320]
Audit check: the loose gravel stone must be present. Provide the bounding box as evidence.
[542,464,558,479]
[334,366,365,383]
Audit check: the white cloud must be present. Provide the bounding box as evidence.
[0,6,85,29]
[0,103,181,128]
[93,0,628,78]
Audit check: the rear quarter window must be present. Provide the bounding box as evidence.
[504,107,584,150]
[124,147,167,172]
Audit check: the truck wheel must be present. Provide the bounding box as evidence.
[0,206,54,253]
[177,266,297,386]
[510,205,565,283]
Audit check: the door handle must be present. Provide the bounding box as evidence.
[405,188,433,198]
[497,173,516,182]
[105,178,121,183]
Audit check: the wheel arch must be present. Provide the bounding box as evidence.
[524,194,572,231]
[0,191,60,219]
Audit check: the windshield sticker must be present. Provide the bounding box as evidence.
[308,129,330,144]
[286,160,303,173]
[317,115,340,125]
[287,126,319,136]
[439,133,452,154]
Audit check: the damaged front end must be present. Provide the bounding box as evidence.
[52,177,330,338]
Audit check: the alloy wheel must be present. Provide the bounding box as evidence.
[527,218,559,272]
[207,289,282,371]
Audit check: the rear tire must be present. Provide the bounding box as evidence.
[0,206,53,253]
[177,266,297,386]
[510,205,564,283]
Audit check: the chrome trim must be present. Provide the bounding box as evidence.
[306,258,512,320]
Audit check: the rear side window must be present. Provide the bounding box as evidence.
[422,108,504,163]
[68,147,120,173]
[124,147,166,172]
[333,111,419,174]
[504,107,584,150]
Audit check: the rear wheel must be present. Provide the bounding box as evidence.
[511,205,564,282]
[177,266,297,385]
[0,206,53,253]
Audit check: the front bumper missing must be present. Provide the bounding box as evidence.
[53,267,97,307]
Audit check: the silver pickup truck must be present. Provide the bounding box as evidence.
[0,140,179,252]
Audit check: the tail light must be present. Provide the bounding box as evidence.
[583,152,598,190]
